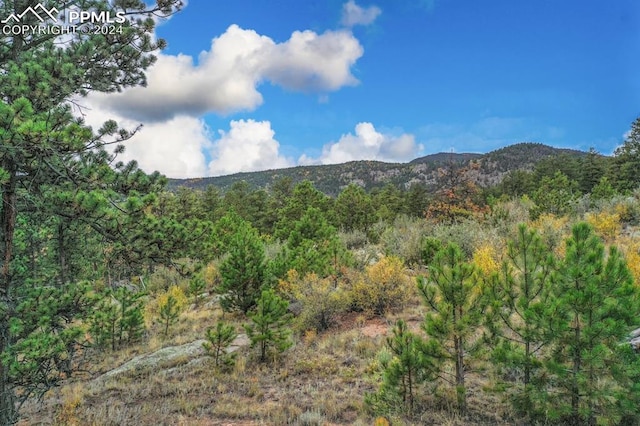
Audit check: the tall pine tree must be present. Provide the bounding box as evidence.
[487,224,555,422]
[544,223,640,425]
[612,117,640,192]
[417,243,486,414]
[218,220,267,314]
[0,1,182,422]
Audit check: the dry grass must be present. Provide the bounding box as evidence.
[18,294,515,426]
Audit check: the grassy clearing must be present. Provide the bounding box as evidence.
[17,292,520,426]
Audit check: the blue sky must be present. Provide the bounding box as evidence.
[86,0,640,178]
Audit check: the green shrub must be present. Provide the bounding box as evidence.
[379,215,429,266]
[288,273,351,332]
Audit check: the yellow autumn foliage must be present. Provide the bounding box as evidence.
[351,256,411,315]
[627,249,640,287]
[277,269,301,300]
[374,417,391,426]
[531,213,570,256]
[619,237,640,287]
[158,285,188,311]
[146,285,188,327]
[585,211,621,241]
[472,244,500,275]
[278,270,350,331]
[202,261,220,286]
[614,201,636,224]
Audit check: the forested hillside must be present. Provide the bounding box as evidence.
[169,143,586,196]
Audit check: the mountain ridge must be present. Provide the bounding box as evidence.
[168,142,589,196]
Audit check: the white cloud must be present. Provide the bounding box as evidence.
[79,103,211,178]
[123,116,211,179]
[208,120,293,176]
[341,0,381,27]
[88,24,363,121]
[300,122,423,165]
[81,101,421,178]
[81,103,292,178]
[263,29,362,92]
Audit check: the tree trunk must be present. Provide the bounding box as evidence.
[0,165,18,424]
[455,333,466,414]
[58,221,67,286]
[454,303,466,415]
[571,314,581,426]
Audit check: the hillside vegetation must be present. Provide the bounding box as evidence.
[14,119,640,425]
[168,143,586,195]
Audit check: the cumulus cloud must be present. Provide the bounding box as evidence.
[88,24,363,122]
[81,102,293,178]
[207,120,294,176]
[299,122,423,165]
[341,0,381,27]
[79,103,211,178]
[81,100,422,178]
[263,29,362,92]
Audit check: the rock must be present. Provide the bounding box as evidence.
[204,295,222,310]
[288,300,303,316]
[227,334,250,353]
[96,340,207,382]
[95,334,251,383]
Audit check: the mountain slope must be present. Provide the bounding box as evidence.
[168,143,589,195]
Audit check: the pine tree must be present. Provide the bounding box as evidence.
[244,289,293,362]
[9,281,94,395]
[188,274,207,307]
[404,182,431,218]
[426,161,487,223]
[499,170,536,197]
[612,117,640,192]
[203,321,237,368]
[275,180,333,238]
[89,293,121,350]
[218,221,267,314]
[590,176,617,201]
[578,148,607,194]
[273,207,350,281]
[371,184,405,223]
[335,184,376,232]
[373,320,433,415]
[158,295,179,337]
[221,181,269,229]
[487,224,555,422]
[542,223,640,425]
[263,176,293,234]
[210,210,247,258]
[0,1,183,421]
[531,171,579,219]
[417,243,486,414]
[89,286,146,351]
